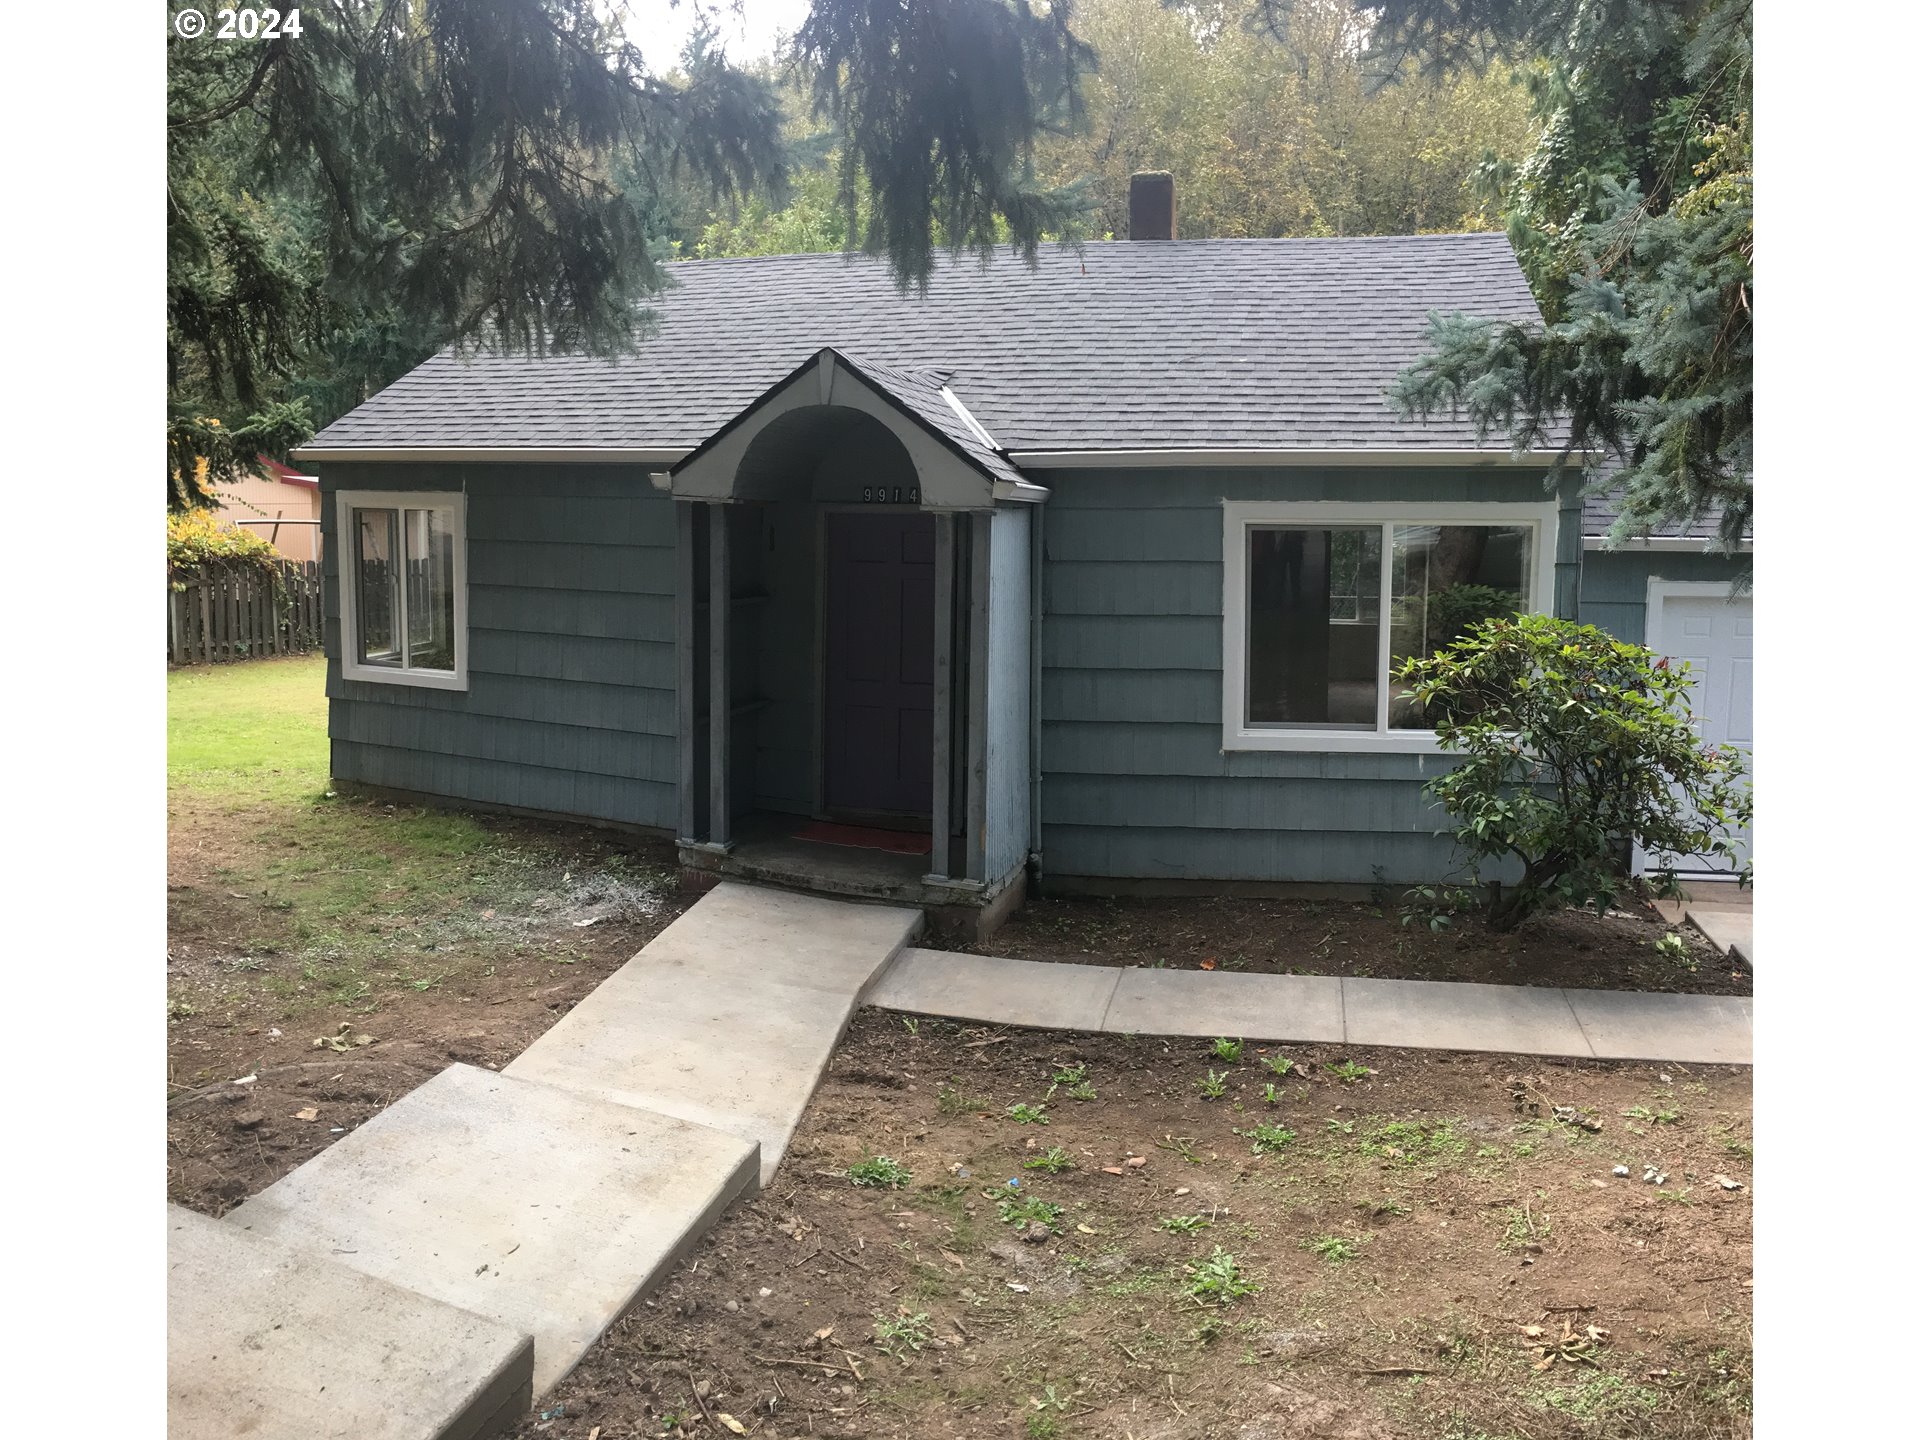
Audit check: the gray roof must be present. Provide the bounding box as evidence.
[834,354,1030,490]
[1581,485,1723,542]
[310,233,1553,455]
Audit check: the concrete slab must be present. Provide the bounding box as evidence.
[868,948,1121,1031]
[1101,967,1345,1043]
[1688,908,1753,963]
[1679,880,1752,909]
[169,1205,532,1440]
[508,884,916,1182]
[506,963,861,1184]
[1565,989,1753,1064]
[1343,977,1592,1057]
[227,1065,758,1399]
[640,880,922,995]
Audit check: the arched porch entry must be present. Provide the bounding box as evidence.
[668,350,1043,901]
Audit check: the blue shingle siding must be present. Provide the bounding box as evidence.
[320,462,679,830]
[1578,548,1751,645]
[1032,466,1562,885]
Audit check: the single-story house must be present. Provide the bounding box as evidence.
[294,175,1751,933]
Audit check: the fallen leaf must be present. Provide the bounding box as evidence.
[1199,957,1218,971]
[716,1415,748,1435]
[1100,1166,1126,1176]
[1520,1325,1545,1339]
[1076,1224,1098,1235]
[813,1326,835,1341]
[573,916,601,928]
[938,1250,967,1271]
[294,1107,319,1122]
[1006,1282,1031,1293]
[1712,1174,1745,1191]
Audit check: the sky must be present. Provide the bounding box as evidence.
[634,0,816,65]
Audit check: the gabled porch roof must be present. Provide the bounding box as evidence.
[667,347,1043,510]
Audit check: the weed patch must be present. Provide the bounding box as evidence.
[1305,1235,1362,1264]
[1238,1121,1296,1155]
[1185,1246,1257,1304]
[847,1155,912,1189]
[1361,1118,1467,1167]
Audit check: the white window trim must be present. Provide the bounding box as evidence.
[336,489,469,691]
[1220,500,1559,753]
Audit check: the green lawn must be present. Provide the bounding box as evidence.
[168,653,332,806]
[166,657,675,1022]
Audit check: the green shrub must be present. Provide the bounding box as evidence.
[167,506,283,587]
[1395,614,1752,931]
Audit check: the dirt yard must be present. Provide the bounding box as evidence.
[522,1013,1753,1440]
[170,658,1752,1440]
[166,656,690,1210]
[935,891,1750,997]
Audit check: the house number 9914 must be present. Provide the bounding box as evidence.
[861,486,919,504]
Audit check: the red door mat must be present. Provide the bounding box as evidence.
[792,822,933,856]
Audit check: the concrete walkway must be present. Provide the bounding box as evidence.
[867,949,1751,1065]
[171,882,1749,1438]
[175,883,920,1437]
[1653,879,1754,965]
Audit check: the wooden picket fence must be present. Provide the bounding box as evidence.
[168,561,323,666]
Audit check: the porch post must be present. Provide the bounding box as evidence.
[708,502,732,848]
[676,500,699,842]
[927,512,956,882]
[965,512,991,883]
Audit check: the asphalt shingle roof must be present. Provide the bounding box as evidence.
[834,353,1029,490]
[1581,486,1724,542]
[310,233,1553,454]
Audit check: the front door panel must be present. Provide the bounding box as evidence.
[825,511,936,819]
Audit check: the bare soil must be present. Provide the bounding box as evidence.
[521,1012,1753,1440]
[166,797,689,1213]
[934,893,1750,997]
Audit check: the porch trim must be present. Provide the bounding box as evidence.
[928,513,957,883]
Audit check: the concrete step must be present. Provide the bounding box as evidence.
[507,881,920,1183]
[168,1205,532,1440]
[226,1064,759,1399]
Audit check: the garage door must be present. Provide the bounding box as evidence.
[1635,585,1753,875]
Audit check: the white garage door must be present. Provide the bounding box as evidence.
[1635,584,1753,875]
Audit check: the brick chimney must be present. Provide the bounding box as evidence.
[1128,171,1176,241]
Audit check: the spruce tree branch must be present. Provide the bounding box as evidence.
[170,39,289,129]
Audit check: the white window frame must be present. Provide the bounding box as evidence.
[1221,500,1558,753]
[336,489,469,691]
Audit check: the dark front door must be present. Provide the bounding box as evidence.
[824,511,935,820]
